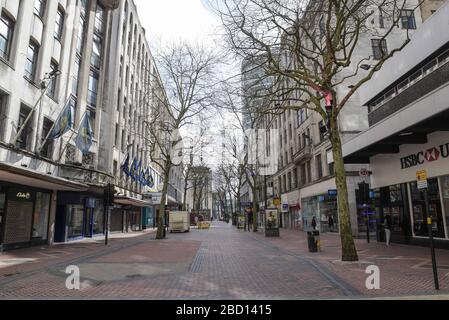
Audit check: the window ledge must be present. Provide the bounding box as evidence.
[0,56,15,70]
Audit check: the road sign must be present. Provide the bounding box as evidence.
[417,170,428,190]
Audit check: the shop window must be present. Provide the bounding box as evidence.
[67,205,84,238]
[410,179,445,238]
[93,200,104,235]
[441,175,449,239]
[32,192,50,240]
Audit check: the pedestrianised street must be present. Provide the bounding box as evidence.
[0,222,448,300]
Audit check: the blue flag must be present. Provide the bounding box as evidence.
[75,112,93,154]
[130,158,138,181]
[49,99,73,139]
[145,168,154,188]
[122,154,130,177]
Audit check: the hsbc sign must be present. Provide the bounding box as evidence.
[401,143,449,169]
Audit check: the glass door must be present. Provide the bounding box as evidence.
[410,179,445,238]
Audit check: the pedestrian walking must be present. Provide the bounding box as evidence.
[328,215,334,232]
[385,212,392,246]
[312,216,317,231]
[247,209,253,231]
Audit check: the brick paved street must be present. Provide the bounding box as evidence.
[0,222,448,300]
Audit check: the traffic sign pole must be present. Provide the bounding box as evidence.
[417,170,439,291]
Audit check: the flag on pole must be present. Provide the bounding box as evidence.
[145,168,154,188]
[130,158,138,181]
[75,112,93,154]
[122,154,130,177]
[49,99,73,139]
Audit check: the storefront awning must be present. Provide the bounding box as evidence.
[0,162,89,192]
[114,196,151,208]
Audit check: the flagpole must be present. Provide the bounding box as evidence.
[57,111,87,163]
[10,70,60,147]
[36,95,72,154]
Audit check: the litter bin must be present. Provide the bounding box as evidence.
[376,225,385,243]
[307,231,320,253]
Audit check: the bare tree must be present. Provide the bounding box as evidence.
[146,42,219,239]
[208,0,422,261]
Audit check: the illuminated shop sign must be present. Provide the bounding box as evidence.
[400,143,449,169]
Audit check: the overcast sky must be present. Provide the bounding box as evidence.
[133,0,220,47]
[133,0,236,171]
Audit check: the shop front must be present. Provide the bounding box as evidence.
[54,192,105,242]
[366,132,449,247]
[113,196,150,233]
[0,163,88,250]
[0,185,51,250]
[301,194,339,233]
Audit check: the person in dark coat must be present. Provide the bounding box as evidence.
[312,216,317,230]
[247,209,253,231]
[328,216,335,232]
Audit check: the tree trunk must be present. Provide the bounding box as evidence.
[252,175,258,232]
[156,160,171,239]
[330,115,359,262]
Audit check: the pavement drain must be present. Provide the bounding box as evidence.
[190,247,207,273]
[41,251,67,256]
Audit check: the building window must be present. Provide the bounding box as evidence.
[0,11,14,61]
[94,4,106,35]
[87,69,99,107]
[68,95,77,128]
[306,160,312,183]
[293,168,297,189]
[288,172,292,191]
[316,154,323,179]
[77,16,86,54]
[16,105,33,150]
[34,0,46,19]
[319,121,326,142]
[0,92,7,141]
[300,163,306,186]
[400,9,416,30]
[54,7,64,40]
[87,108,96,135]
[115,123,119,147]
[40,117,54,158]
[25,40,39,80]
[48,61,59,98]
[91,34,102,69]
[72,57,81,95]
[371,39,388,60]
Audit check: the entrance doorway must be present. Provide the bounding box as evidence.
[410,179,446,239]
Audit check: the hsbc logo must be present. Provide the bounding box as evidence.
[424,148,440,162]
[401,143,449,169]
